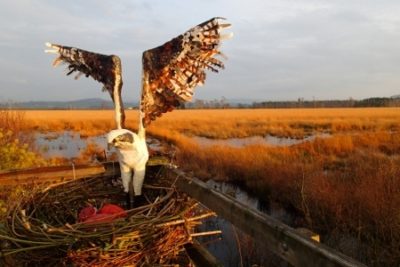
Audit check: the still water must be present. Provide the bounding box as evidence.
[34,131,162,159]
[199,180,295,267]
[35,131,107,159]
[192,133,331,148]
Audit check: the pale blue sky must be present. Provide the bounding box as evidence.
[1,0,400,102]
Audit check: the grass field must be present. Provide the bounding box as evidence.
[8,108,400,265]
[24,108,400,137]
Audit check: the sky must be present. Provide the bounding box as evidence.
[1,0,400,103]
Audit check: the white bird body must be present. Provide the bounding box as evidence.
[115,136,148,170]
[106,129,149,195]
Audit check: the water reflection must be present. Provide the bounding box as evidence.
[34,131,162,159]
[199,180,295,266]
[201,179,368,266]
[35,131,107,159]
[192,133,331,148]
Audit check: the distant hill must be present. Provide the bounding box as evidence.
[1,97,257,109]
[1,96,400,109]
[0,98,138,109]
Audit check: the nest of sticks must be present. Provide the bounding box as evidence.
[0,166,218,266]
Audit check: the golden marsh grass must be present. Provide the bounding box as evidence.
[24,108,400,137]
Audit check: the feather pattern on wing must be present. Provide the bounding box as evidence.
[45,43,125,128]
[141,17,232,127]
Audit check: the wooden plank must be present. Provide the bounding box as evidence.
[0,164,105,185]
[184,241,223,267]
[0,156,169,186]
[172,169,367,267]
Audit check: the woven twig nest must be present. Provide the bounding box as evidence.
[0,167,217,266]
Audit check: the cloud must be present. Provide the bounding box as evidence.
[0,0,400,102]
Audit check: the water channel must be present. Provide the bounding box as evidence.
[192,133,331,148]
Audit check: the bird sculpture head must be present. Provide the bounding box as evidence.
[106,129,135,150]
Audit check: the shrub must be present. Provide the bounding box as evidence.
[0,110,44,170]
[0,130,44,170]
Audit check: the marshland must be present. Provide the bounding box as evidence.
[3,0,400,265]
[1,108,399,266]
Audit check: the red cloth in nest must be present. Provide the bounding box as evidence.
[78,204,127,223]
[78,206,96,222]
[98,204,127,217]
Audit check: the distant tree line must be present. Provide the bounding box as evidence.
[183,97,231,109]
[183,96,400,109]
[250,97,400,109]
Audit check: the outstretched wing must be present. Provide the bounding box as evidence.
[141,17,232,127]
[45,43,125,128]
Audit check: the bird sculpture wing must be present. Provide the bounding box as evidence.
[141,17,232,127]
[45,43,125,129]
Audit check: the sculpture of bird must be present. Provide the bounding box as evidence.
[45,17,232,208]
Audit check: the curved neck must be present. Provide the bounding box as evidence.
[111,55,125,130]
[138,110,145,139]
[138,68,148,139]
[113,74,125,129]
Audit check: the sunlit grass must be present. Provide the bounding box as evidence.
[23,108,400,138]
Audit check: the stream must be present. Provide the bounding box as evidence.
[198,180,295,266]
[192,133,331,148]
